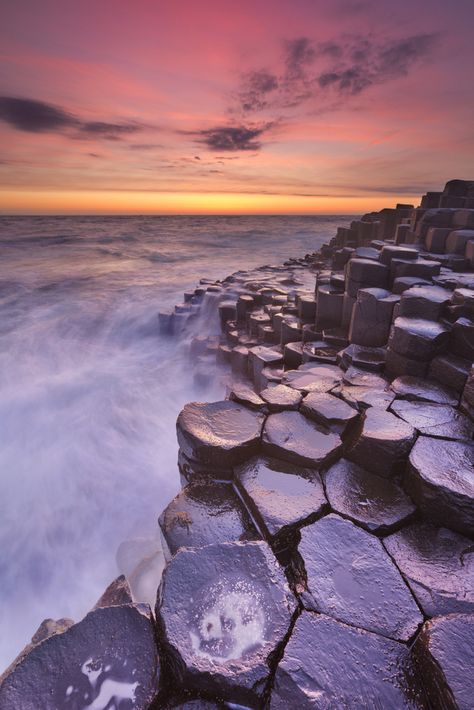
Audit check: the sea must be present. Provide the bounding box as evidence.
[0,214,352,669]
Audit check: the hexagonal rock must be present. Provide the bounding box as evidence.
[342,365,389,389]
[390,375,459,406]
[159,482,258,556]
[270,612,422,709]
[177,401,265,469]
[334,383,396,410]
[259,384,302,412]
[282,364,342,394]
[391,400,473,441]
[398,285,450,321]
[324,458,416,534]
[340,344,386,372]
[229,384,266,411]
[297,514,423,641]
[346,407,416,478]
[428,353,471,393]
[156,541,296,707]
[383,522,474,617]
[0,604,160,710]
[404,436,474,537]
[412,614,474,710]
[300,392,359,436]
[262,411,342,468]
[388,317,450,361]
[234,456,327,545]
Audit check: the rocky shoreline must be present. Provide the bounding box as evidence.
[1,179,474,709]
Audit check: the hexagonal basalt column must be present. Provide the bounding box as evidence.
[324,458,416,534]
[234,456,327,548]
[159,482,259,556]
[177,401,265,470]
[346,407,416,478]
[156,541,297,707]
[0,605,160,709]
[270,612,422,709]
[404,436,474,536]
[262,411,342,468]
[297,514,423,641]
[384,522,474,617]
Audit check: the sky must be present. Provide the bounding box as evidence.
[1,0,474,214]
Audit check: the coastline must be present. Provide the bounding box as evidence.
[1,179,474,708]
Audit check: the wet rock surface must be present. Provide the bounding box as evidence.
[282,363,342,394]
[413,614,474,710]
[159,482,258,556]
[300,392,359,435]
[298,514,423,640]
[346,406,417,477]
[384,522,474,617]
[324,458,416,533]
[259,384,302,412]
[404,436,474,536]
[177,401,265,468]
[391,399,474,440]
[263,410,342,468]
[0,604,160,710]
[234,456,327,544]
[271,612,422,709]
[157,541,296,707]
[391,375,459,405]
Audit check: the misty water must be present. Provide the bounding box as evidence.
[0,214,350,669]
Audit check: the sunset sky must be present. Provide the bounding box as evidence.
[1,0,473,214]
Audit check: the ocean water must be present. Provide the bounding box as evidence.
[0,214,351,669]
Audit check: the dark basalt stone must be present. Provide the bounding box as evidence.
[390,400,474,440]
[177,401,265,468]
[94,575,133,608]
[428,352,471,392]
[283,364,343,394]
[234,456,327,545]
[0,604,160,709]
[384,522,474,617]
[156,541,296,708]
[412,614,474,710]
[259,384,302,412]
[404,436,474,537]
[342,365,388,389]
[270,612,421,709]
[339,344,387,372]
[346,407,417,478]
[333,383,396,410]
[388,317,450,361]
[324,458,416,534]
[159,482,258,556]
[390,375,459,406]
[297,514,423,640]
[229,384,266,411]
[300,392,359,435]
[262,411,342,468]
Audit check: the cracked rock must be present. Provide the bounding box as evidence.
[404,436,474,537]
[159,482,258,556]
[262,411,342,468]
[283,364,343,394]
[390,400,473,440]
[297,514,423,641]
[177,401,265,469]
[412,614,474,710]
[259,384,302,412]
[388,317,450,361]
[346,407,416,478]
[300,392,359,436]
[390,375,459,406]
[234,456,327,546]
[0,604,160,710]
[156,541,296,707]
[270,612,422,709]
[324,458,416,534]
[383,522,474,617]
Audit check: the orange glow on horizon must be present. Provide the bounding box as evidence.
[0,190,420,216]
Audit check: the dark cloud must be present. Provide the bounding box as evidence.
[284,37,316,79]
[0,96,142,140]
[190,124,271,151]
[235,32,439,113]
[239,70,279,111]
